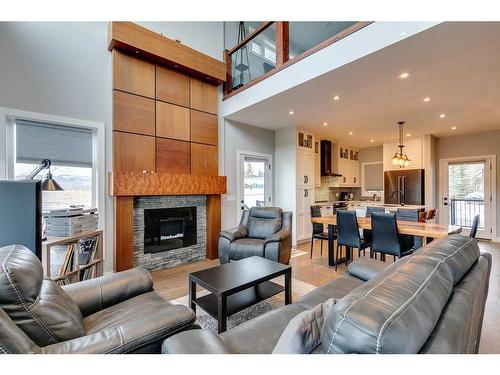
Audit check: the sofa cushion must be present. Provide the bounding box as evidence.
[0,245,85,346]
[229,238,265,260]
[322,235,480,354]
[419,253,492,354]
[220,304,306,353]
[84,291,195,353]
[273,298,335,354]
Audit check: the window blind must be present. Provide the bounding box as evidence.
[364,163,383,191]
[15,119,93,167]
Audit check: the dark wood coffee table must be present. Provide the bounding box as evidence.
[189,256,292,333]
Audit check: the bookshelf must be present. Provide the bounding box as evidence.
[42,230,104,285]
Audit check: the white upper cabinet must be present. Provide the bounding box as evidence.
[337,145,360,187]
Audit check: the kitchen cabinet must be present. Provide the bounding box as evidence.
[275,127,316,246]
[340,145,359,187]
[297,187,314,241]
[297,150,315,188]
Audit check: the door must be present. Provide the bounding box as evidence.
[440,158,494,239]
[237,152,273,220]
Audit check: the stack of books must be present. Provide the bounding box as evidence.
[44,207,98,237]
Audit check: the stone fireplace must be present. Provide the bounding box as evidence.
[133,195,206,271]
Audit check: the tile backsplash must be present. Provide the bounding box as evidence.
[314,178,361,201]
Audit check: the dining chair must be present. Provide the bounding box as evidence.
[363,206,385,258]
[470,214,480,239]
[309,205,332,258]
[336,210,371,271]
[371,212,414,262]
[396,208,423,250]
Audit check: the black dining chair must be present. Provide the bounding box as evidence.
[310,205,332,258]
[363,206,385,258]
[396,208,423,250]
[336,210,371,271]
[470,214,480,239]
[371,212,414,262]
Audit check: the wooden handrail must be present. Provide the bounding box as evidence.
[227,22,274,55]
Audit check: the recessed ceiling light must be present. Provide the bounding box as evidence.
[349,131,353,136]
[289,110,294,115]
[406,133,411,137]
[423,97,431,102]
[400,31,407,37]
[440,113,446,118]
[451,126,457,130]
[333,95,340,101]
[370,139,374,143]
[323,122,328,127]
[399,72,410,79]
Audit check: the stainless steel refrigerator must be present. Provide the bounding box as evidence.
[384,169,425,205]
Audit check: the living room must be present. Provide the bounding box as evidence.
[1,0,500,372]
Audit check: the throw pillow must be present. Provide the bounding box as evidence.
[272,298,336,354]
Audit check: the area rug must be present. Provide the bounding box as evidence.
[170,275,315,333]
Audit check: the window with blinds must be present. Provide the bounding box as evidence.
[15,119,93,167]
[14,119,94,210]
[363,163,383,191]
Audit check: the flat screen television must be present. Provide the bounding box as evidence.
[0,180,42,259]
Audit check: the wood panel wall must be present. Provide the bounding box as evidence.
[112,46,222,271]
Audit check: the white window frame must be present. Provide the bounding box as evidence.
[361,161,384,196]
[0,106,106,235]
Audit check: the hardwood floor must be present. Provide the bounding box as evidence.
[151,239,500,353]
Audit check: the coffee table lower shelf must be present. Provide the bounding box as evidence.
[194,280,284,318]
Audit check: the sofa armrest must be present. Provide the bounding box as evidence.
[220,226,247,242]
[62,267,153,317]
[347,257,389,282]
[162,329,230,354]
[264,228,291,244]
[42,328,124,354]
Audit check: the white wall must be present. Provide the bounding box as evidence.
[221,119,275,229]
[137,22,223,61]
[0,21,224,272]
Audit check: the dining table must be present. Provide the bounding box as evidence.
[311,215,463,268]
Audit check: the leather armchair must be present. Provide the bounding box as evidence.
[218,207,292,265]
[0,244,195,354]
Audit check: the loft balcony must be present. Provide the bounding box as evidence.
[223,21,371,98]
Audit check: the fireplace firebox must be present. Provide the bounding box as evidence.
[144,207,197,253]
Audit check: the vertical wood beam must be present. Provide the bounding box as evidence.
[275,22,289,68]
[206,194,221,260]
[223,49,233,96]
[114,196,134,271]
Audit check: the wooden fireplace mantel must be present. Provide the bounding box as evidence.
[109,171,227,196]
[111,171,226,271]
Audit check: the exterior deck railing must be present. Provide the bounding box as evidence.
[223,21,372,99]
[450,198,484,228]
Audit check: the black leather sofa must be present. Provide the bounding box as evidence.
[163,235,491,354]
[0,244,195,354]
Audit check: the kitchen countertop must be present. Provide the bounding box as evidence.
[314,200,427,210]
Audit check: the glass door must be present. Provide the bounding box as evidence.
[440,158,493,239]
[237,152,273,220]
